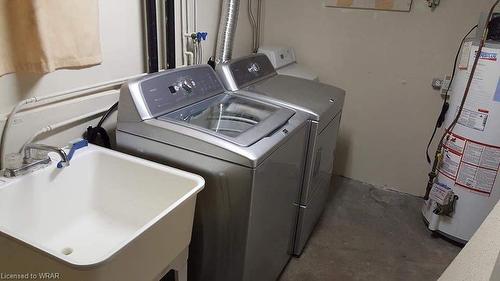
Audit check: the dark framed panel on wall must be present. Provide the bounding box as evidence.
[144,0,176,72]
[165,0,176,69]
[145,0,159,73]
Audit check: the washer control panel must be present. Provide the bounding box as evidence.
[168,78,197,94]
[139,65,224,117]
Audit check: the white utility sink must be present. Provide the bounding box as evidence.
[0,144,204,281]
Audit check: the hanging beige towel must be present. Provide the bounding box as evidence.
[0,0,102,76]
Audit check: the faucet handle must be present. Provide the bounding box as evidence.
[23,146,49,163]
[30,149,49,161]
[57,139,88,168]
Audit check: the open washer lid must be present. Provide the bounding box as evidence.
[117,64,310,167]
[118,64,295,147]
[158,93,294,147]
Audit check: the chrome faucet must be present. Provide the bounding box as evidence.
[24,143,70,167]
[3,139,88,178]
[3,143,69,178]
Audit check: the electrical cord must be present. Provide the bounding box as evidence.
[425,24,478,164]
[85,101,119,148]
[248,0,263,53]
[256,0,263,51]
[97,101,118,128]
[248,0,258,52]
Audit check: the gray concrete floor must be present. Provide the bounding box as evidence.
[280,176,462,281]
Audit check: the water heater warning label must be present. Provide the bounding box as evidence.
[456,163,497,194]
[457,108,488,131]
[440,148,461,179]
[438,133,500,196]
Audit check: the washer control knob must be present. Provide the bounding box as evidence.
[181,80,194,93]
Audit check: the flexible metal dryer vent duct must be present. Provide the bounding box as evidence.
[215,0,241,64]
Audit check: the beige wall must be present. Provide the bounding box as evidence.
[174,0,254,66]
[0,0,146,164]
[0,0,254,166]
[0,0,146,114]
[262,0,493,196]
[2,0,483,197]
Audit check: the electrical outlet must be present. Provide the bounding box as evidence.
[427,0,440,9]
[432,78,443,90]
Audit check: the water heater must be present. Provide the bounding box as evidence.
[422,40,500,243]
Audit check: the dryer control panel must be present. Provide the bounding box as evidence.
[137,65,225,118]
[258,46,297,69]
[217,54,276,91]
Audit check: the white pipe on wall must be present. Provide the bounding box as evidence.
[0,73,145,169]
[180,0,197,66]
[22,108,108,149]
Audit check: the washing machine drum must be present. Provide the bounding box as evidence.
[158,93,295,147]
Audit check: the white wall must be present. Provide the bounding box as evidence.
[1,0,490,196]
[262,0,493,196]
[0,0,146,163]
[0,0,146,113]
[0,0,256,166]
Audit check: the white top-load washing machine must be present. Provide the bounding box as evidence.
[217,54,345,256]
[116,65,309,281]
[258,46,319,81]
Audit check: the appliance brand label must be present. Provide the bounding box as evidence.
[475,51,498,61]
[247,63,261,73]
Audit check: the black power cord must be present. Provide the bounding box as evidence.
[97,102,118,128]
[208,56,216,69]
[85,102,119,148]
[425,24,478,164]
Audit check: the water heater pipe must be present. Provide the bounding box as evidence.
[215,0,241,64]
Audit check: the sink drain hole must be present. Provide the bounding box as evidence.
[61,247,73,255]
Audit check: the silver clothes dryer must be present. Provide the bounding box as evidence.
[217,54,346,255]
